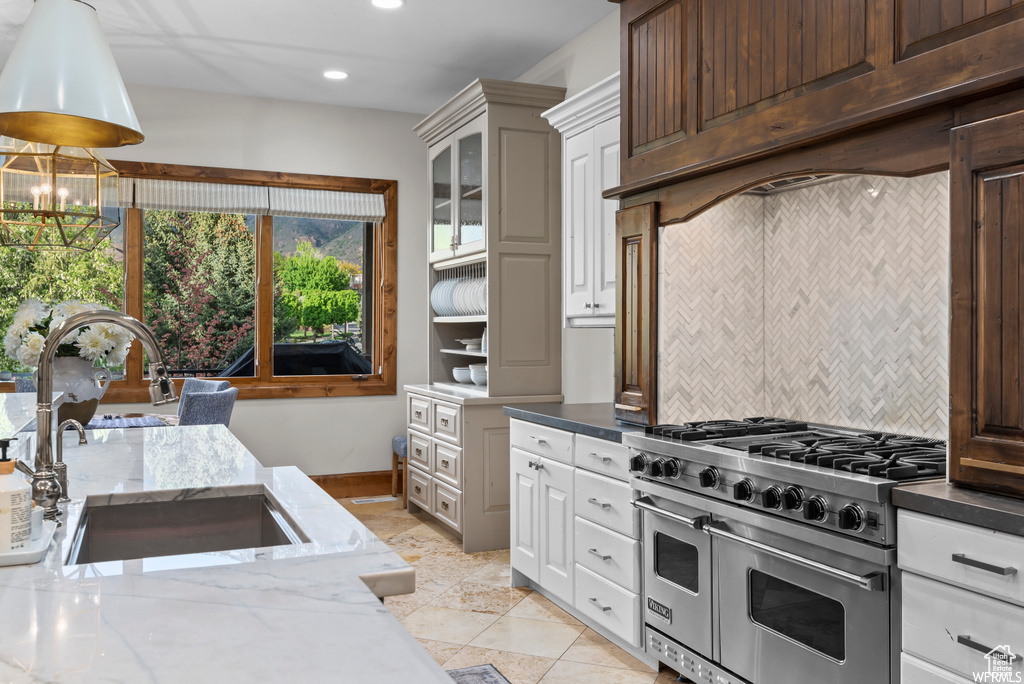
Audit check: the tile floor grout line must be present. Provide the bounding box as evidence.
[339,497,682,684]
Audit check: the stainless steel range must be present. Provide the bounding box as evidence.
[624,418,946,684]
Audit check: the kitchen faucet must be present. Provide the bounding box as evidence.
[30,310,179,523]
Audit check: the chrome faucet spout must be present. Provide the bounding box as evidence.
[34,310,178,521]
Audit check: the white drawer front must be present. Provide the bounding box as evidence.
[433,440,461,488]
[574,469,638,538]
[408,394,431,432]
[432,401,462,445]
[574,564,641,648]
[574,516,640,592]
[408,431,431,470]
[901,653,973,684]
[902,572,1024,680]
[408,465,432,511]
[899,510,1024,607]
[433,480,461,532]
[510,420,573,465]
[574,434,630,481]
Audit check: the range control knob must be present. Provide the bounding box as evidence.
[662,459,681,479]
[782,486,804,511]
[837,504,865,531]
[733,479,755,502]
[629,454,650,474]
[698,467,720,489]
[803,496,829,522]
[761,486,783,510]
[649,459,666,478]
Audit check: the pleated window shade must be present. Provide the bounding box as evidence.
[129,179,269,214]
[268,187,385,221]
[120,179,386,222]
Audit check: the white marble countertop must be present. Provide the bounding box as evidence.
[0,392,63,441]
[0,424,452,683]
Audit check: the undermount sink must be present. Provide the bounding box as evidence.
[66,488,309,565]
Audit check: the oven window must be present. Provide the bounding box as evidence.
[749,570,845,661]
[654,532,699,594]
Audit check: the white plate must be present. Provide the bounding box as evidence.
[0,520,56,567]
[441,279,456,316]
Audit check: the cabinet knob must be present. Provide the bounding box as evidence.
[415,448,422,456]
[441,459,450,469]
[584,302,593,309]
[441,501,449,511]
[414,411,422,418]
[441,418,449,427]
[592,302,600,309]
[414,485,421,494]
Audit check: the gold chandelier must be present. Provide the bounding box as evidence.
[0,138,120,251]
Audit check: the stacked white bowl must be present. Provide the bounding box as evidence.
[469,363,487,386]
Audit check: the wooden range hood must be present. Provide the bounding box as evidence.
[606,0,1024,500]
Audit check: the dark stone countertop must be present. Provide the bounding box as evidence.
[893,481,1024,537]
[502,402,645,443]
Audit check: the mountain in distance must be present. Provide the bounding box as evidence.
[272,216,365,265]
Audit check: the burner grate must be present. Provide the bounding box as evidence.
[746,433,947,481]
[646,417,809,441]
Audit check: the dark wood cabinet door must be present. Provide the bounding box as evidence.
[615,203,658,425]
[951,111,1024,497]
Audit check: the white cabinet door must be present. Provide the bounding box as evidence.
[539,457,575,604]
[510,447,540,582]
[593,116,620,317]
[564,128,594,320]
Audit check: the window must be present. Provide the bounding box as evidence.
[1,162,397,401]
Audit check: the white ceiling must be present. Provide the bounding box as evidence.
[0,0,616,116]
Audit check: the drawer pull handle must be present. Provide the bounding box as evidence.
[952,553,1018,576]
[441,418,449,427]
[441,501,449,511]
[588,597,612,612]
[589,452,612,463]
[588,497,611,510]
[441,459,450,469]
[415,448,423,455]
[528,435,548,444]
[588,548,612,561]
[614,403,641,412]
[528,460,544,471]
[957,635,1019,662]
[414,485,422,494]
[415,410,422,418]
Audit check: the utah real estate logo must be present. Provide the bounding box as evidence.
[973,645,1021,683]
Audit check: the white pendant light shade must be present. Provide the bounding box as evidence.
[0,0,143,148]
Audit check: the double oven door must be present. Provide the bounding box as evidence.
[636,481,895,684]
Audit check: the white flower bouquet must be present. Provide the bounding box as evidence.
[3,299,134,369]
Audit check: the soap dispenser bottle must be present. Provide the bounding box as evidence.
[0,438,31,554]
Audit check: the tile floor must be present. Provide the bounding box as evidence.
[338,496,688,684]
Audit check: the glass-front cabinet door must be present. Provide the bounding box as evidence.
[455,118,485,257]
[429,142,453,263]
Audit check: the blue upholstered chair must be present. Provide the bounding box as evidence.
[177,378,230,418]
[13,377,35,393]
[392,435,407,508]
[177,386,238,428]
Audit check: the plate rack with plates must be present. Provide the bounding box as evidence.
[431,262,487,318]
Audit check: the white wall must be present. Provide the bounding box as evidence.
[104,84,428,476]
[517,8,619,404]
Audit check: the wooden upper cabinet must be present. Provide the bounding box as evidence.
[700,0,869,127]
[898,0,1024,59]
[628,0,689,155]
[951,111,1024,498]
[610,0,1024,199]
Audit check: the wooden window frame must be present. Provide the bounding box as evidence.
[98,161,398,402]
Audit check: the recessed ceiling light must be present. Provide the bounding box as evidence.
[323,70,349,80]
[372,0,404,8]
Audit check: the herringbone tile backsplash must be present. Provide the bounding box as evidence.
[659,173,949,439]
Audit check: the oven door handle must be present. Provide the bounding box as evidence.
[632,496,709,530]
[704,522,887,592]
